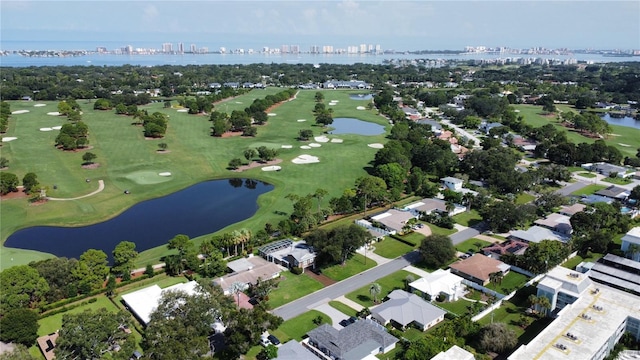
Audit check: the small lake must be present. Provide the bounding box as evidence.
[329,117,386,135]
[349,94,374,100]
[4,179,273,261]
[601,113,640,130]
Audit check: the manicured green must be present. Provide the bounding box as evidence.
[452,210,482,227]
[570,184,607,196]
[267,271,324,309]
[1,89,391,270]
[602,176,632,185]
[321,254,377,281]
[37,296,120,336]
[454,238,492,254]
[435,298,478,316]
[271,310,331,342]
[345,270,412,307]
[485,271,529,294]
[328,301,359,317]
[577,172,597,178]
[515,193,535,205]
[372,237,415,258]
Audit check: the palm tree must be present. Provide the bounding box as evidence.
[230,281,245,306]
[369,283,382,304]
[221,233,234,258]
[489,271,504,287]
[537,296,551,317]
[239,228,252,253]
[405,275,415,291]
[628,244,640,261]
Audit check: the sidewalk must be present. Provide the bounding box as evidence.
[356,247,391,265]
[333,295,364,312]
[403,265,431,278]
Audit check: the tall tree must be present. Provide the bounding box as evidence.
[355,176,387,217]
[419,234,455,268]
[21,172,39,194]
[112,241,138,277]
[0,265,49,314]
[479,322,517,353]
[369,283,382,304]
[0,308,39,346]
[72,249,109,292]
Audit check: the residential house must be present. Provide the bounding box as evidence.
[401,106,421,120]
[415,118,443,135]
[213,257,281,295]
[122,281,199,325]
[536,266,592,313]
[534,213,573,235]
[441,177,464,191]
[595,185,630,200]
[482,239,529,260]
[242,82,255,88]
[621,227,640,262]
[275,340,317,360]
[37,332,59,360]
[432,345,475,360]
[222,82,239,89]
[511,135,537,151]
[369,209,416,234]
[581,194,614,205]
[322,80,370,89]
[409,269,464,301]
[559,203,586,217]
[479,121,503,135]
[371,290,446,331]
[404,198,466,217]
[449,254,510,286]
[305,319,398,360]
[259,239,317,271]
[509,225,570,244]
[591,163,629,178]
[209,82,222,89]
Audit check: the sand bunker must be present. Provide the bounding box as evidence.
[297,119,307,122]
[177,109,188,113]
[11,110,29,114]
[314,136,329,143]
[51,126,62,130]
[268,113,277,116]
[47,112,61,116]
[158,172,172,176]
[368,143,384,149]
[39,127,53,132]
[330,138,344,143]
[292,154,320,164]
[281,145,293,149]
[261,165,282,171]
[619,143,631,147]
[328,103,336,106]
[125,170,173,185]
[34,104,47,107]
[2,137,17,142]
[309,143,321,148]
[235,101,243,104]
[300,145,312,149]
[331,100,339,103]
[356,106,366,110]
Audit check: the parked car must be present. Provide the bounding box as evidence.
[339,319,350,327]
[348,316,358,323]
[267,334,281,345]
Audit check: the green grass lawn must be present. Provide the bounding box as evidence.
[570,184,607,196]
[271,310,331,342]
[515,193,535,205]
[427,224,457,236]
[452,210,482,227]
[321,254,377,281]
[562,252,602,270]
[372,237,415,258]
[345,270,412,307]
[485,272,529,295]
[577,172,597,178]
[602,176,632,185]
[1,89,392,270]
[393,231,426,246]
[477,300,526,337]
[454,238,492,254]
[267,271,324,309]
[38,295,121,335]
[435,298,478,316]
[328,301,359,317]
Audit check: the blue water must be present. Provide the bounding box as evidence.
[4,179,272,261]
[600,114,640,130]
[329,118,386,135]
[349,94,374,100]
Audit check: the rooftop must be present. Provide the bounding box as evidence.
[595,185,630,199]
[559,203,587,216]
[121,281,199,325]
[409,269,464,297]
[622,227,640,245]
[510,226,568,243]
[431,345,475,360]
[307,319,398,360]
[372,289,446,328]
[449,254,510,282]
[371,209,415,232]
[509,284,640,360]
[275,340,316,360]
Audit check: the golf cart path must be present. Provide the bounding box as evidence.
[47,180,105,201]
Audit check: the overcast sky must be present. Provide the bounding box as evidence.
[2,1,638,50]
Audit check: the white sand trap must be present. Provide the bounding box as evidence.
[11,110,29,114]
[309,143,321,148]
[51,126,62,130]
[235,101,243,104]
[330,138,344,143]
[331,100,339,102]
[267,113,277,116]
[292,154,320,164]
[368,143,384,149]
[297,119,307,122]
[47,112,61,116]
[619,143,631,147]
[2,137,17,142]
[281,145,293,149]
[177,109,188,113]
[328,103,336,106]
[314,136,330,143]
[356,106,366,110]
[300,145,312,149]
[261,165,281,171]
[34,104,47,107]
[158,172,172,176]
[39,127,53,132]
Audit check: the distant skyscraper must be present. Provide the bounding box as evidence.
[290,45,299,54]
[177,42,184,54]
[310,45,320,54]
[368,44,374,53]
[190,44,197,53]
[220,47,226,54]
[162,43,173,53]
[124,45,133,54]
[359,44,367,53]
[322,45,333,53]
[281,45,289,54]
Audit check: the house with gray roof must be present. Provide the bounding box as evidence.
[275,340,317,360]
[306,319,398,360]
[509,225,569,244]
[416,119,443,135]
[591,163,629,177]
[595,185,630,200]
[371,290,446,331]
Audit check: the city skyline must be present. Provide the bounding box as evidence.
[1,1,639,51]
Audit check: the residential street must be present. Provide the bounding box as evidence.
[272,251,421,321]
[555,180,590,196]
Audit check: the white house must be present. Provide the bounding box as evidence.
[409,269,464,302]
[122,281,199,325]
[622,227,640,261]
[441,177,464,191]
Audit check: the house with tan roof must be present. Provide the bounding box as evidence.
[449,254,511,286]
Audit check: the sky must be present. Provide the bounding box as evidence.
[1,1,639,50]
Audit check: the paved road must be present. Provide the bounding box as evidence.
[450,227,480,245]
[556,180,590,196]
[272,251,421,321]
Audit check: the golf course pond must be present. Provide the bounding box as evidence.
[600,113,640,129]
[329,117,386,135]
[4,179,273,261]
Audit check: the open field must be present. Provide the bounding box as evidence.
[513,104,640,158]
[0,89,390,269]
[267,271,324,308]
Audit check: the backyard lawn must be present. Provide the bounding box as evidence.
[435,298,478,316]
[321,254,377,281]
[345,270,413,307]
[562,252,602,270]
[485,271,530,295]
[267,271,324,308]
[452,210,482,227]
[454,238,492,254]
[515,193,535,205]
[372,237,415,258]
[571,184,607,196]
[602,177,633,185]
[427,224,457,236]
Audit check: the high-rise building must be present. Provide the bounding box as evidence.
[220,47,226,54]
[190,44,197,53]
[162,43,173,53]
[375,44,381,54]
[359,44,367,53]
[177,42,184,54]
[322,45,333,53]
[290,45,299,54]
[310,45,320,54]
[281,45,289,54]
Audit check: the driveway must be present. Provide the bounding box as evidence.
[314,303,350,330]
[272,251,421,321]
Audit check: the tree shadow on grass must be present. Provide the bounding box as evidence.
[357,295,371,303]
